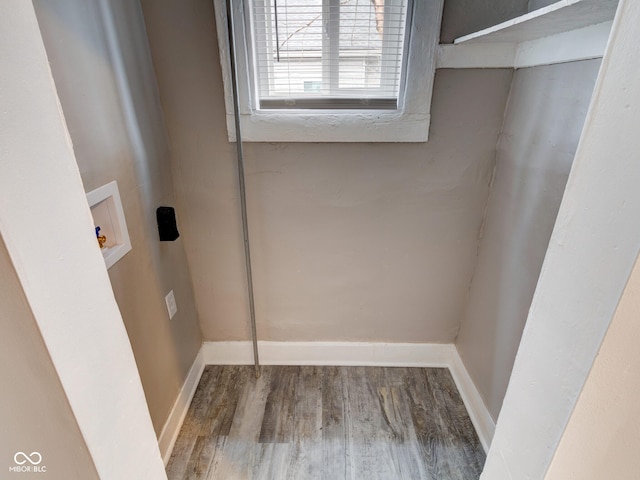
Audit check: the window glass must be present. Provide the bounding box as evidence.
[250,0,409,109]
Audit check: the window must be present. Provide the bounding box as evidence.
[251,0,409,110]
[213,0,443,142]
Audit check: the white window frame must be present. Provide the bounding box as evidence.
[212,0,443,142]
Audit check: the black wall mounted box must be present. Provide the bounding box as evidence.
[156,206,180,241]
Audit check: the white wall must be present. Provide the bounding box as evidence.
[545,251,640,479]
[456,60,601,420]
[33,0,203,434]
[482,0,640,477]
[0,1,166,477]
[0,235,99,478]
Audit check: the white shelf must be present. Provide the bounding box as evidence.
[438,0,618,69]
[454,0,618,45]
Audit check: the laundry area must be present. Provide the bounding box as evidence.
[1,0,639,479]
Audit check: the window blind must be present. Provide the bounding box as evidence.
[249,0,410,110]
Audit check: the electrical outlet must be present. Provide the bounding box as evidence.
[165,290,177,320]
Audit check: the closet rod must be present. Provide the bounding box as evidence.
[225,0,260,378]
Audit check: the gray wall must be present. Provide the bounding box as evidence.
[528,0,556,11]
[456,60,601,420]
[441,0,529,43]
[140,0,514,343]
[33,0,203,435]
[0,235,99,479]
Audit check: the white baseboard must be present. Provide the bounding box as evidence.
[201,340,453,367]
[448,346,496,453]
[201,340,494,452]
[158,347,205,465]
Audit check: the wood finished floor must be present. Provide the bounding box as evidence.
[166,366,485,480]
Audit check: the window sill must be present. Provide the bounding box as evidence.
[225,110,431,143]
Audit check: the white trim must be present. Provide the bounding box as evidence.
[438,21,612,70]
[158,348,206,465]
[437,43,516,69]
[202,341,453,366]
[200,341,494,452]
[448,346,496,453]
[226,111,432,143]
[514,21,612,68]
[212,0,443,142]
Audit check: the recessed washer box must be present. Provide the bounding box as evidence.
[86,181,132,269]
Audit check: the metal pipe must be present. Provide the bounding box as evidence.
[225,0,261,378]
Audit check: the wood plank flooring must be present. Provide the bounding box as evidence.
[166,366,485,480]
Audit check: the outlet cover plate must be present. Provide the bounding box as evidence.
[165,290,177,320]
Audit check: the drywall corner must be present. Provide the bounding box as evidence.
[0,2,166,477]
